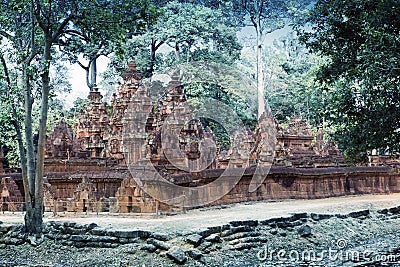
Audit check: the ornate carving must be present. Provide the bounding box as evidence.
[0,177,23,211]
[73,85,110,158]
[122,61,142,82]
[252,111,278,166]
[284,116,314,136]
[45,118,74,158]
[67,177,98,212]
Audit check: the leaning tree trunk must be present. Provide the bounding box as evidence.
[149,39,157,76]
[90,58,97,87]
[256,19,265,119]
[0,54,32,231]
[25,40,52,236]
[22,60,37,234]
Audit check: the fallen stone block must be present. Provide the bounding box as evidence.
[260,217,291,227]
[229,242,258,251]
[186,234,202,247]
[197,241,212,252]
[229,220,258,227]
[151,232,172,241]
[63,222,77,228]
[298,225,312,237]
[221,226,253,237]
[290,213,308,221]
[86,223,98,230]
[63,227,87,235]
[0,225,12,234]
[197,226,223,238]
[3,237,24,246]
[167,246,187,264]
[229,236,267,245]
[108,230,150,239]
[205,233,221,243]
[187,249,202,260]
[389,206,400,214]
[223,231,261,242]
[377,208,389,214]
[310,213,333,221]
[347,209,370,218]
[141,244,157,252]
[147,238,171,250]
[91,229,106,236]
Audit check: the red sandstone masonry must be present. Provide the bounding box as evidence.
[168,166,399,207]
[0,166,399,212]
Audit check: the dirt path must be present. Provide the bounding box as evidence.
[1,193,400,234]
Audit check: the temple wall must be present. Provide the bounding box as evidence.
[2,166,399,213]
[44,159,121,173]
[211,166,400,205]
[45,172,124,200]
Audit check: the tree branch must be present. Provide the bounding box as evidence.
[63,30,88,41]
[51,14,75,43]
[154,40,164,51]
[76,60,89,71]
[0,30,14,41]
[0,52,11,87]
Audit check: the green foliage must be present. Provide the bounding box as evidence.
[100,1,245,148]
[299,0,400,159]
[263,34,326,127]
[186,82,257,148]
[64,97,90,126]
[60,0,159,89]
[0,102,20,167]
[112,1,241,75]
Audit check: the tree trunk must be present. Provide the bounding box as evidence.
[22,60,37,234]
[149,39,157,76]
[90,58,97,87]
[256,19,265,119]
[175,42,180,61]
[0,54,32,229]
[25,40,52,236]
[147,39,164,77]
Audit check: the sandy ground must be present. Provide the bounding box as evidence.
[1,193,400,234]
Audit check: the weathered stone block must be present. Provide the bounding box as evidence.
[205,233,221,243]
[141,244,157,252]
[229,242,258,250]
[297,225,312,237]
[187,249,202,260]
[150,232,171,241]
[230,220,258,227]
[186,234,202,247]
[310,213,333,221]
[221,226,253,237]
[108,230,150,239]
[147,238,171,250]
[223,231,261,242]
[347,209,370,218]
[167,246,187,264]
[197,241,212,251]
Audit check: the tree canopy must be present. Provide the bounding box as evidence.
[299,0,400,160]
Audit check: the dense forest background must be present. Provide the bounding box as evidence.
[1,0,399,168]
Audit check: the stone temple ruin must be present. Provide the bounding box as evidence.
[1,62,400,213]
